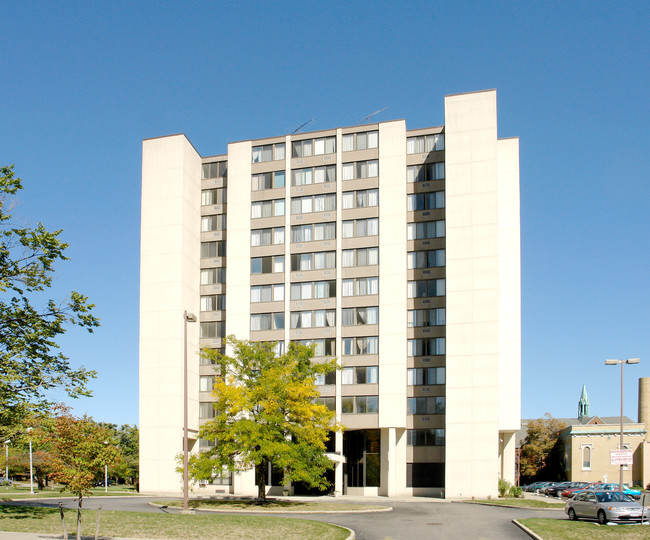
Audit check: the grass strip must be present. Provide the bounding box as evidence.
[0,504,350,539]
[518,517,650,539]
[470,498,565,508]
[158,498,389,512]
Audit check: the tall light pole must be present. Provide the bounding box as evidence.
[183,310,197,512]
[27,428,33,494]
[4,440,9,480]
[604,358,640,492]
[104,440,109,492]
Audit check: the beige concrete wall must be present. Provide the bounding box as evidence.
[444,89,519,498]
[140,134,201,493]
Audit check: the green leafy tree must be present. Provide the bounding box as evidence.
[35,406,120,539]
[98,422,139,487]
[0,165,99,425]
[520,413,567,481]
[189,336,342,501]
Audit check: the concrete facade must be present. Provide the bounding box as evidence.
[139,90,521,498]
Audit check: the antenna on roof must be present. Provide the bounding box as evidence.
[360,107,388,124]
[292,119,314,134]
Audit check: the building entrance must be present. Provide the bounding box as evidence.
[344,429,380,488]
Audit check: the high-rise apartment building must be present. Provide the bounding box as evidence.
[139,89,521,498]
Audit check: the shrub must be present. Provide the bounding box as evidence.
[509,485,523,498]
[498,478,510,497]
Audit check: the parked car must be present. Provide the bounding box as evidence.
[563,481,601,498]
[521,481,546,492]
[560,482,590,498]
[565,490,650,524]
[597,483,642,499]
[545,481,572,498]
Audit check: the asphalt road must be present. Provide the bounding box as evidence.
[2,496,563,540]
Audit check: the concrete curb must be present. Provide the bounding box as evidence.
[512,519,544,540]
[459,500,564,511]
[149,501,392,514]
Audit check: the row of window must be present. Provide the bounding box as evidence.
[407,367,445,386]
[290,310,335,329]
[251,255,285,274]
[252,171,285,191]
[342,306,378,326]
[290,280,336,300]
[407,249,445,269]
[251,312,285,331]
[201,241,226,258]
[407,163,445,182]
[293,165,336,186]
[407,192,444,211]
[292,338,336,357]
[252,143,285,163]
[342,159,378,180]
[408,308,446,327]
[407,220,445,240]
[201,268,226,285]
[200,321,225,339]
[251,227,285,246]
[342,247,378,267]
[407,279,446,298]
[292,136,336,157]
[407,396,445,415]
[202,161,228,180]
[342,336,378,355]
[408,338,446,356]
[342,395,378,414]
[251,198,285,218]
[407,134,444,154]
[202,188,227,206]
[251,284,285,303]
[291,251,336,271]
[343,188,378,209]
[201,215,227,232]
[291,194,336,214]
[406,428,445,447]
[342,218,378,238]
[200,295,226,311]
[315,365,379,386]
[343,276,378,297]
[291,222,336,242]
[342,131,378,152]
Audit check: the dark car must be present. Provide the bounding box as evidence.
[565,490,650,524]
[545,481,572,498]
[561,481,599,499]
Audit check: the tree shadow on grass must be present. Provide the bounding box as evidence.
[188,498,309,509]
[0,504,59,520]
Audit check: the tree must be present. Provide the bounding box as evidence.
[0,165,99,420]
[189,336,342,501]
[98,422,139,487]
[520,413,567,481]
[35,406,120,540]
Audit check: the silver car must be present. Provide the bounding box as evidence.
[565,490,649,524]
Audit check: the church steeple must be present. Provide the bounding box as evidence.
[578,384,590,422]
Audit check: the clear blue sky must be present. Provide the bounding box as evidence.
[1,1,648,426]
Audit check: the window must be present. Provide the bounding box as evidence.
[582,445,592,470]
[199,376,214,392]
[200,321,225,339]
[341,160,378,180]
[406,463,444,488]
[342,189,379,209]
[407,429,445,446]
[407,279,445,298]
[341,396,378,414]
[250,284,284,303]
[342,131,378,151]
[407,367,445,385]
[291,222,336,243]
[291,194,336,214]
[407,396,445,415]
[341,307,378,326]
[251,199,285,218]
[289,280,335,300]
[407,250,445,269]
[341,366,378,384]
[201,161,228,179]
[290,251,335,271]
[316,397,335,411]
[199,402,216,418]
[200,268,225,285]
[290,309,335,328]
[202,188,227,206]
[407,220,445,240]
[200,295,226,311]
[252,143,285,163]
[315,371,336,386]
[201,241,226,258]
[252,170,285,191]
[341,247,379,267]
[292,338,335,357]
[292,165,336,186]
[407,192,445,211]
[292,136,336,157]
[342,218,378,238]
[251,313,285,331]
[251,255,284,274]
[407,338,446,356]
[406,134,444,154]
[408,308,445,327]
[251,227,284,246]
[201,214,227,232]
[407,163,445,182]
[342,336,378,355]
[342,277,378,297]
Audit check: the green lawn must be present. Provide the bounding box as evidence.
[470,498,565,508]
[0,504,350,539]
[1,484,139,500]
[519,518,650,539]
[158,498,390,512]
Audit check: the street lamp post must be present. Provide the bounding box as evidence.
[4,440,9,480]
[104,440,109,492]
[604,358,640,492]
[183,310,197,513]
[27,428,33,494]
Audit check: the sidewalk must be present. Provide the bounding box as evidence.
[0,533,163,540]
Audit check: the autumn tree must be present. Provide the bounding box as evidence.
[35,406,120,539]
[520,413,567,482]
[0,165,99,433]
[189,337,342,501]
